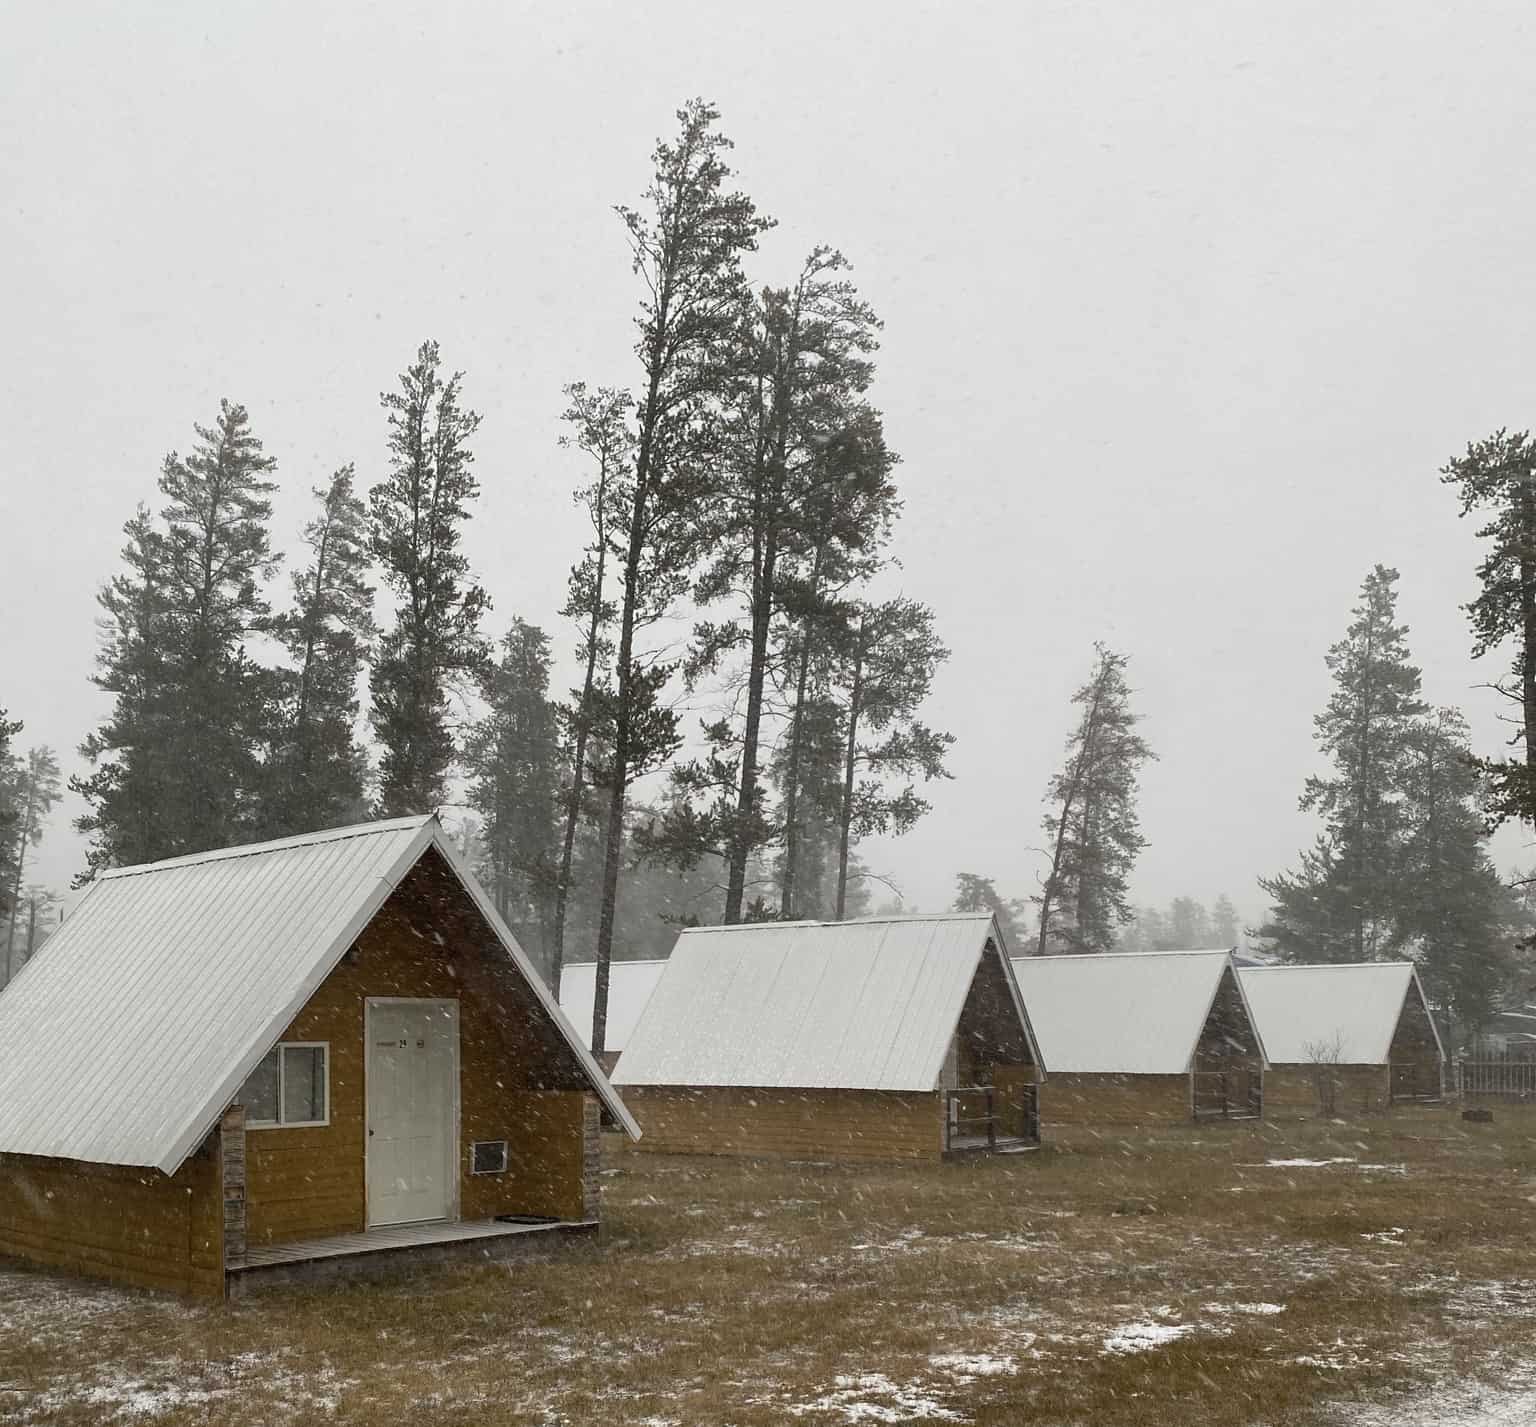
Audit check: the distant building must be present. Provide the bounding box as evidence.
[559,958,667,1072]
[616,914,1045,1161]
[1239,963,1445,1114]
[1011,949,1267,1125]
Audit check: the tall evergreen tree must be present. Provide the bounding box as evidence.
[1211,894,1240,947]
[263,466,374,834]
[952,872,1029,951]
[1301,565,1427,959]
[74,507,174,873]
[1261,566,1427,963]
[828,597,953,920]
[4,745,62,985]
[587,99,769,1056]
[1397,708,1509,1032]
[668,249,886,922]
[1442,430,1536,827]
[1034,645,1155,954]
[77,403,279,869]
[552,384,629,988]
[157,400,280,852]
[1168,896,1212,948]
[370,340,491,815]
[0,710,21,922]
[773,412,899,918]
[465,619,561,978]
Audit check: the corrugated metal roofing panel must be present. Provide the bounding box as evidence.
[0,815,637,1172]
[558,960,666,1053]
[612,914,1039,1091]
[1009,950,1234,1075]
[1237,963,1427,1064]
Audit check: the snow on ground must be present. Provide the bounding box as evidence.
[787,1372,963,1423]
[1336,1380,1536,1426]
[1101,1320,1202,1354]
[928,1352,1016,1380]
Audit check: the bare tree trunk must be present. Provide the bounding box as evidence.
[551,457,610,995]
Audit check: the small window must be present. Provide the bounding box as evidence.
[471,1140,509,1175]
[238,1043,329,1128]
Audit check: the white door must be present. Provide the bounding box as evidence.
[367,999,458,1227]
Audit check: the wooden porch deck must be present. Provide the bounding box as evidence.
[228,1217,596,1286]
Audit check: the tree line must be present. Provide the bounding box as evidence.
[4,101,955,1054]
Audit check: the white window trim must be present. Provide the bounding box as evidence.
[244,1041,331,1130]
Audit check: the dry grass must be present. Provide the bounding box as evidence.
[5,1107,1536,1425]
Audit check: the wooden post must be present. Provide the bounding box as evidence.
[220,1105,247,1265]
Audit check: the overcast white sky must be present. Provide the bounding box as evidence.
[4,1,1535,924]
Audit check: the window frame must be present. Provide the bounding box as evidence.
[241,1040,331,1130]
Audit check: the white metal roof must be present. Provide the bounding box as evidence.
[0,815,638,1173]
[1237,962,1442,1065]
[1009,949,1257,1075]
[559,960,666,1054]
[612,913,1042,1091]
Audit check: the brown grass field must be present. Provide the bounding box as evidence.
[5,1107,1536,1425]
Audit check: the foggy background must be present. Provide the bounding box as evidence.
[4,0,1533,919]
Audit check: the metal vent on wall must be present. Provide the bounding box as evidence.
[471,1140,509,1175]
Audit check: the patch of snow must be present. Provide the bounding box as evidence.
[1250,1157,1358,1168]
[929,1351,1016,1380]
[1336,1381,1536,1426]
[788,1373,962,1422]
[1102,1320,1201,1354]
[1361,1228,1407,1244]
[1202,1301,1285,1316]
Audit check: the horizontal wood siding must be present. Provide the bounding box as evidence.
[624,1087,943,1161]
[1264,1064,1390,1117]
[245,852,592,1246]
[1040,1073,1190,1126]
[0,1138,223,1299]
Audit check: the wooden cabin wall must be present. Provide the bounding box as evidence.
[1263,1064,1390,1117]
[1193,967,1264,1071]
[0,1135,223,1299]
[624,1087,944,1161]
[1390,987,1445,1099]
[1039,1073,1190,1126]
[244,858,596,1246]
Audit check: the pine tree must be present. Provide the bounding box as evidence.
[588,100,769,1055]
[370,340,491,815]
[1261,566,1427,963]
[74,507,175,873]
[77,402,279,869]
[1211,894,1240,947]
[3,745,62,985]
[774,410,900,918]
[952,872,1029,951]
[670,249,886,922]
[1168,896,1212,948]
[552,384,629,988]
[465,619,561,978]
[157,400,280,853]
[264,467,374,834]
[828,597,953,920]
[1442,430,1536,826]
[1034,645,1155,954]
[0,710,21,922]
[1397,709,1509,1031]
[1301,565,1427,959]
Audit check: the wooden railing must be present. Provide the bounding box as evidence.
[944,1084,1040,1152]
[1192,1068,1263,1120]
[1457,1056,1536,1102]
